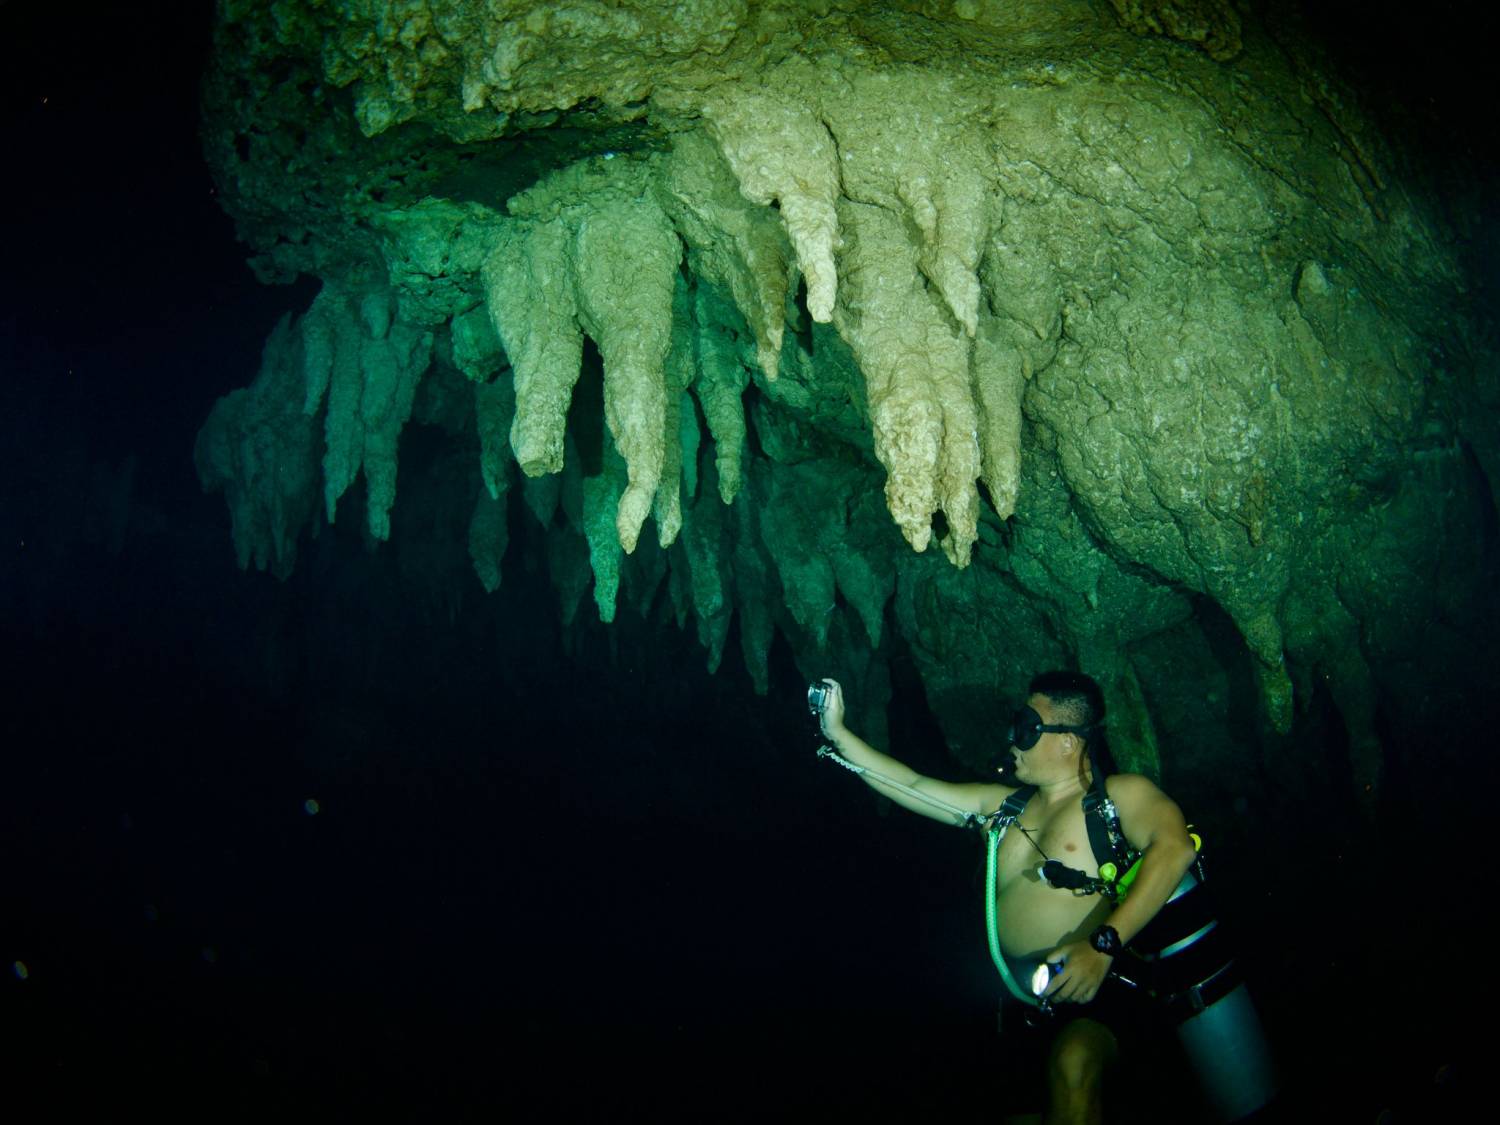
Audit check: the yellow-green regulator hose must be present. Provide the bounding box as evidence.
[986,824,1040,1008]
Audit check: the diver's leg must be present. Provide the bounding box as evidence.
[1043,1017,1117,1125]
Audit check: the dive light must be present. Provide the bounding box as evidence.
[1031,959,1065,997]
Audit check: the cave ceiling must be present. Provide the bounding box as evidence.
[195,0,1498,804]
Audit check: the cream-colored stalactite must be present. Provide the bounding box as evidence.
[659,132,792,383]
[571,195,680,554]
[702,89,841,324]
[817,70,988,340]
[900,164,988,339]
[833,201,982,566]
[971,316,1028,520]
[481,218,582,478]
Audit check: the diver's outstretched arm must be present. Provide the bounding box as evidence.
[816,679,1010,827]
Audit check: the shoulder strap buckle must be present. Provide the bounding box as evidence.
[988,785,1037,831]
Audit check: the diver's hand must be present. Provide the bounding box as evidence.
[816,678,846,738]
[1040,941,1113,1004]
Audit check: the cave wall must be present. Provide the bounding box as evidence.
[196,0,1497,806]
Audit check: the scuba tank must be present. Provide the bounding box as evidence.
[1121,858,1278,1122]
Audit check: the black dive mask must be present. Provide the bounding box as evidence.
[1008,705,1095,751]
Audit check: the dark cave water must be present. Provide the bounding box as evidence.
[2,516,1488,1124]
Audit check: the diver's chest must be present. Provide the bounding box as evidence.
[998,806,1097,876]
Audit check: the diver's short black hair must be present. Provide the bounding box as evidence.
[1028,670,1105,729]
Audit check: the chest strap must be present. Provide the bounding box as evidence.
[994,777,1142,901]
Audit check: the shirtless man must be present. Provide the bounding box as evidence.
[817,671,1198,1125]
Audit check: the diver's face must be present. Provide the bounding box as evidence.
[1010,694,1070,781]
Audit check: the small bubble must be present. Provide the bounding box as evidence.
[201,947,218,965]
[144,904,159,923]
[12,961,29,981]
[1435,1063,1456,1086]
[303,798,320,816]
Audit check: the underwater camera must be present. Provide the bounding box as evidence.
[807,680,833,718]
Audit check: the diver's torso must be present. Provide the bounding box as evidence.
[992,790,1112,960]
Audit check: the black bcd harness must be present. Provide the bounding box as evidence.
[988,768,1140,901]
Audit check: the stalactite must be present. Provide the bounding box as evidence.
[194,313,321,579]
[481,218,582,478]
[570,192,679,554]
[691,284,751,505]
[468,491,508,593]
[680,452,733,671]
[832,200,981,566]
[703,88,841,325]
[660,131,792,383]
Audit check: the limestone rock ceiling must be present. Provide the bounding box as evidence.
[197,0,1493,797]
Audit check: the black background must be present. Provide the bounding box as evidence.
[2,3,1493,1121]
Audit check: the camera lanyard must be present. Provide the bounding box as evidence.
[814,745,990,829]
[815,745,1053,1010]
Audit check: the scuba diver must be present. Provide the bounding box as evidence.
[812,670,1275,1124]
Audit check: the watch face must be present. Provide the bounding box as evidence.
[1092,926,1120,953]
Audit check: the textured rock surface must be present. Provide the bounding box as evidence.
[198,0,1495,805]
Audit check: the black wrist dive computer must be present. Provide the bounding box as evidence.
[1089,924,1123,956]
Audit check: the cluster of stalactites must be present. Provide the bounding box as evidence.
[300,285,435,540]
[195,282,436,574]
[475,151,765,563]
[500,419,900,696]
[475,119,1027,570]
[480,171,678,555]
[701,79,1027,566]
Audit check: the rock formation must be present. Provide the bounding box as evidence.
[197,0,1496,807]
